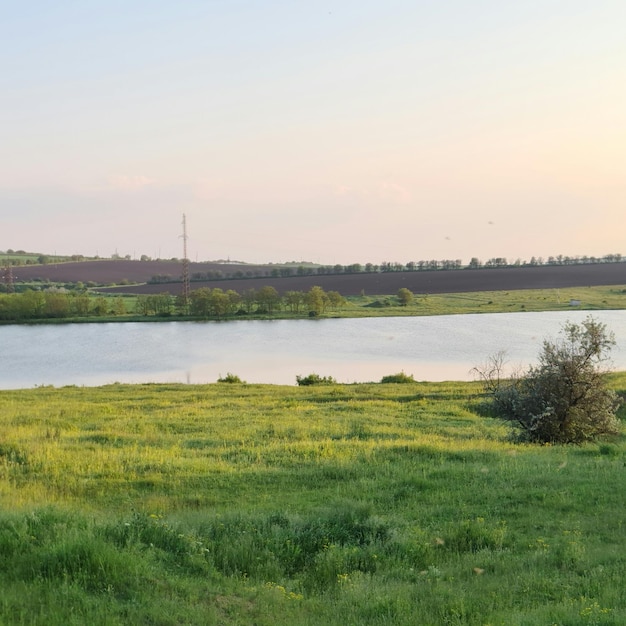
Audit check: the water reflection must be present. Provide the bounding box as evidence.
[1,310,626,389]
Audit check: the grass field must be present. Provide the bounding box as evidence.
[339,285,626,318]
[1,378,625,624]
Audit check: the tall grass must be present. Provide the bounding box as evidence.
[1,378,625,624]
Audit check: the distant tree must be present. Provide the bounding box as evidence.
[226,289,241,313]
[257,286,281,314]
[397,288,414,306]
[110,296,126,316]
[136,295,150,316]
[44,291,70,317]
[284,290,304,313]
[477,316,621,443]
[71,293,91,316]
[241,288,257,314]
[485,257,507,268]
[326,290,346,311]
[208,288,230,318]
[190,288,211,317]
[305,286,329,315]
[21,290,45,318]
[92,297,109,316]
[153,293,172,316]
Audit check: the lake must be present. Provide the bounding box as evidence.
[2,311,626,389]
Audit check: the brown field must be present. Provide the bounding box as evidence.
[12,259,271,284]
[13,259,626,296]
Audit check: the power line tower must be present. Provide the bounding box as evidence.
[2,264,15,293]
[181,213,190,312]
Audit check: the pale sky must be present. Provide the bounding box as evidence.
[1,1,625,265]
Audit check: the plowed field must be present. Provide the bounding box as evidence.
[14,260,626,296]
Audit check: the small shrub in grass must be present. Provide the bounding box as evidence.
[296,373,337,386]
[380,372,415,384]
[217,372,245,384]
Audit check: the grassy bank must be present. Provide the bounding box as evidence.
[2,283,626,325]
[339,285,626,318]
[1,379,625,624]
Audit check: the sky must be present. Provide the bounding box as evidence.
[1,1,625,265]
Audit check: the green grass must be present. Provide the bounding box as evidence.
[338,285,626,318]
[1,378,626,624]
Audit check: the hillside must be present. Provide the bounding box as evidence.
[8,258,626,296]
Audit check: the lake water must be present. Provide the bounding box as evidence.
[2,311,626,389]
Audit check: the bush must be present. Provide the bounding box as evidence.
[217,373,245,384]
[397,288,414,306]
[296,373,337,386]
[477,316,621,443]
[380,372,415,384]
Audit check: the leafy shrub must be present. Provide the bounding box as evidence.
[477,316,621,443]
[217,372,245,384]
[397,287,414,306]
[380,372,415,384]
[296,373,337,386]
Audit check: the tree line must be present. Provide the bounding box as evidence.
[180,285,346,318]
[0,290,127,321]
[147,253,626,284]
[138,286,343,318]
[0,285,348,322]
